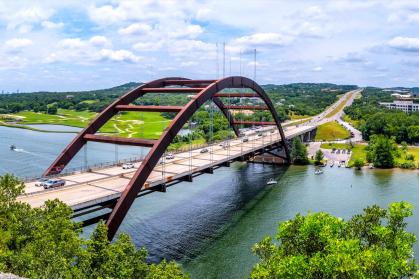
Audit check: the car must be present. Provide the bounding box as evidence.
[219,142,226,146]
[35,178,49,187]
[270,130,274,133]
[262,133,267,137]
[43,179,66,189]
[200,149,208,153]
[122,163,135,169]
[336,139,341,141]
[258,133,262,136]
[243,137,249,142]
[255,126,261,130]
[166,154,174,159]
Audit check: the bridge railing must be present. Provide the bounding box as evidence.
[18,126,286,183]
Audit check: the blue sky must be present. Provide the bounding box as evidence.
[1,0,419,92]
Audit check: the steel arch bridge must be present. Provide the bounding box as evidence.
[43,76,290,240]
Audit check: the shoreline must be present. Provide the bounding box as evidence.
[0,121,80,134]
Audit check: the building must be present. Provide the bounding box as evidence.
[240,97,261,103]
[1,90,3,94]
[378,100,419,113]
[187,95,196,98]
[230,109,254,116]
[289,104,295,108]
[17,89,19,93]
[280,99,286,102]
[66,95,74,99]
[275,102,283,106]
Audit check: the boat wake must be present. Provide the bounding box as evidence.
[14,148,34,154]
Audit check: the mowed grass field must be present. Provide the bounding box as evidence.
[315,121,350,141]
[1,109,173,139]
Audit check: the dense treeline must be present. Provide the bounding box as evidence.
[0,82,357,120]
[344,87,419,143]
[0,174,186,278]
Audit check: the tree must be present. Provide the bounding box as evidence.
[353,158,364,169]
[0,174,186,279]
[47,105,58,115]
[373,135,395,168]
[251,202,419,278]
[291,137,309,165]
[314,149,324,165]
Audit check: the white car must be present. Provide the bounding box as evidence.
[219,142,226,146]
[122,163,135,169]
[35,178,49,187]
[166,154,174,159]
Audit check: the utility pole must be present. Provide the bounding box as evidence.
[239,50,241,76]
[223,41,225,78]
[216,43,219,79]
[254,49,256,81]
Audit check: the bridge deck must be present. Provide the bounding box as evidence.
[18,126,316,210]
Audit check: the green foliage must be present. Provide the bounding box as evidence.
[353,158,364,169]
[371,135,395,168]
[395,160,416,169]
[314,149,324,165]
[291,137,309,165]
[251,202,419,278]
[0,174,186,279]
[343,87,419,143]
[406,153,415,160]
[47,104,57,115]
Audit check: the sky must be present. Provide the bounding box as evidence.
[1,0,419,92]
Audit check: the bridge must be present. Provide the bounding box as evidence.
[17,76,317,240]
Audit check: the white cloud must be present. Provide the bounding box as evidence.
[158,67,177,71]
[232,33,294,49]
[118,23,152,36]
[180,61,198,67]
[388,37,419,52]
[314,67,322,71]
[333,52,366,63]
[166,24,204,39]
[18,24,33,34]
[58,38,84,49]
[248,61,270,67]
[4,6,55,29]
[408,78,417,82]
[42,52,68,64]
[91,49,143,64]
[89,36,111,48]
[196,8,213,21]
[5,38,33,53]
[41,21,64,28]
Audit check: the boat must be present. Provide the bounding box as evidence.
[330,161,334,167]
[315,169,323,175]
[10,145,16,150]
[369,163,374,169]
[267,178,277,185]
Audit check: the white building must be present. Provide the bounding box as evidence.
[275,102,283,106]
[378,101,419,113]
[288,104,295,108]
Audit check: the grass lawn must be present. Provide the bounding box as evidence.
[1,109,174,139]
[355,92,362,99]
[315,121,350,141]
[325,100,347,118]
[321,143,367,167]
[289,112,310,120]
[283,118,312,127]
[342,115,360,128]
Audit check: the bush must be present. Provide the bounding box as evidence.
[353,158,364,170]
[406,153,415,161]
[251,202,419,278]
[396,160,416,169]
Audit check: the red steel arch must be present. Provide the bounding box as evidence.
[43,76,290,240]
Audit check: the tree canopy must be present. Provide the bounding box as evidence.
[251,202,419,278]
[0,173,186,279]
[291,137,309,165]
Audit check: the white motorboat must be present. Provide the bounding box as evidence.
[315,169,323,175]
[267,178,277,185]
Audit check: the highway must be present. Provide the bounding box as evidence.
[18,125,316,209]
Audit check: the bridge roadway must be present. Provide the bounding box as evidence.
[17,125,316,210]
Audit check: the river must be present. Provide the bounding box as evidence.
[1,125,419,278]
